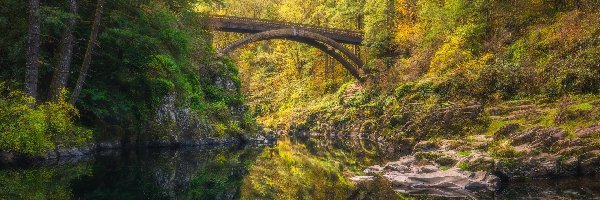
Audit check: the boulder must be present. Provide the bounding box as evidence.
[493,123,520,140]
[350,176,375,182]
[575,123,600,138]
[510,126,565,150]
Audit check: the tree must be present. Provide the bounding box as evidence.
[25,0,41,100]
[70,0,105,105]
[363,0,397,58]
[49,0,78,101]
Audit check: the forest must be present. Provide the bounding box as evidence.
[0,0,599,199]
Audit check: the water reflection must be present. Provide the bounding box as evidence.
[0,162,92,199]
[0,137,598,199]
[70,145,264,199]
[238,136,403,199]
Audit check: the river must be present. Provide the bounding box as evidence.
[0,136,598,199]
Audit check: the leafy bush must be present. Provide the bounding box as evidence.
[394,82,415,99]
[0,84,91,155]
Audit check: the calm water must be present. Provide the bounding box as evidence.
[0,136,598,199]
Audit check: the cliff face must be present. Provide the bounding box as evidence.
[148,92,216,146]
[146,59,254,146]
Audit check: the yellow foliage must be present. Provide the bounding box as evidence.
[0,85,91,154]
[429,33,472,77]
[394,0,421,49]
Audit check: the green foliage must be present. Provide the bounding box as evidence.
[394,82,415,99]
[457,162,472,171]
[62,0,252,140]
[457,150,471,157]
[0,84,91,154]
[363,0,397,57]
[569,102,593,111]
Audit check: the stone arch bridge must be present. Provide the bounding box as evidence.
[209,15,365,81]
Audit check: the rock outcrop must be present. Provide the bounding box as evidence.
[352,155,498,198]
[353,122,600,197]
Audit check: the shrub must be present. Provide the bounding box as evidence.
[0,84,91,155]
[394,82,415,99]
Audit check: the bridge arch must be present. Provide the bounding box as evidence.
[217,28,364,81]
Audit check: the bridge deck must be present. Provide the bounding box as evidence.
[209,15,363,45]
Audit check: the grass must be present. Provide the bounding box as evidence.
[568,102,593,111]
[484,120,506,136]
[457,162,471,171]
[457,150,471,156]
[559,119,595,138]
[538,109,559,127]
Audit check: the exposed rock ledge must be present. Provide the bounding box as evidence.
[352,156,498,198]
[352,123,600,197]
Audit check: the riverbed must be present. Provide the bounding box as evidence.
[0,136,598,199]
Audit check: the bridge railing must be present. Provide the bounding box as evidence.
[209,15,363,38]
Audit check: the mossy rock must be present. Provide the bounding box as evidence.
[435,155,458,167]
[493,123,521,140]
[414,152,442,161]
[463,154,495,172]
[556,109,593,125]
[413,141,439,152]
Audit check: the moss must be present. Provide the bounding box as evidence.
[435,156,458,166]
[360,120,377,133]
[458,150,471,156]
[539,109,559,127]
[568,102,593,111]
[415,152,442,161]
[213,123,227,137]
[394,82,415,99]
[485,120,506,136]
[559,119,595,137]
[457,162,472,171]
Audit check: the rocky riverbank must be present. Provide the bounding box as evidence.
[0,134,276,164]
[272,84,600,197]
[351,122,599,197]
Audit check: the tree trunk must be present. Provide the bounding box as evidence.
[324,53,330,83]
[49,0,78,101]
[25,0,41,100]
[70,0,105,105]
